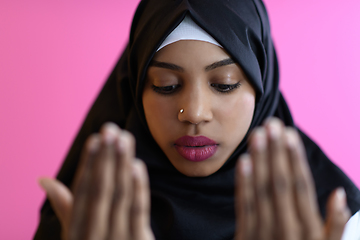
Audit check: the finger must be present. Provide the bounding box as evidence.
[249,128,274,240]
[131,160,155,240]
[68,134,100,240]
[38,178,73,229]
[285,128,323,240]
[108,130,135,240]
[71,134,100,193]
[85,123,119,240]
[265,118,300,240]
[325,188,351,240]
[235,154,256,240]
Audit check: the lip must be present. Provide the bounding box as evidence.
[174,136,218,162]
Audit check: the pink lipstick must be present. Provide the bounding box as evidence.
[174,136,218,162]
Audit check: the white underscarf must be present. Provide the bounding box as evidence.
[342,210,360,240]
[156,15,222,52]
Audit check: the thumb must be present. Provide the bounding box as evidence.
[324,188,351,240]
[38,177,73,228]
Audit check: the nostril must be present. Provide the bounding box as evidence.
[177,99,213,125]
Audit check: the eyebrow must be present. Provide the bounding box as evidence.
[204,58,235,71]
[149,60,184,72]
[149,58,235,72]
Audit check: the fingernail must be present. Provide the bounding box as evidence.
[117,140,124,153]
[132,160,142,178]
[241,155,252,177]
[253,129,266,150]
[335,188,346,210]
[285,131,297,149]
[103,123,118,144]
[87,137,100,152]
[268,121,281,139]
[263,117,272,125]
[117,134,129,153]
[38,178,49,192]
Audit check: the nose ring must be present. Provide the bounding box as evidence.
[179,109,184,113]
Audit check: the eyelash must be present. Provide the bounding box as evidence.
[211,82,241,93]
[151,84,180,95]
[151,82,241,95]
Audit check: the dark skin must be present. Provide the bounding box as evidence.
[39,41,350,240]
[235,119,351,240]
[143,41,256,177]
[39,124,155,240]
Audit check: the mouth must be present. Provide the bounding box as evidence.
[174,136,218,162]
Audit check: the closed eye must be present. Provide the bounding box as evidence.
[211,82,241,93]
[151,84,180,95]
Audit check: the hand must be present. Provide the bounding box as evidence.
[39,123,155,240]
[235,118,351,240]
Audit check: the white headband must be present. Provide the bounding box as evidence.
[156,15,222,52]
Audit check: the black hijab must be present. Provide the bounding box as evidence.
[34,0,360,239]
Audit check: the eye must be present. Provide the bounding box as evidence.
[152,84,180,94]
[211,82,241,93]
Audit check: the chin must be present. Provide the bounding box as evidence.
[172,160,223,177]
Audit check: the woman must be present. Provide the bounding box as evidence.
[35,0,360,239]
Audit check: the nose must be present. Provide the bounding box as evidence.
[177,86,213,125]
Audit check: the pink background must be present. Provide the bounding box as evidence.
[0,0,359,239]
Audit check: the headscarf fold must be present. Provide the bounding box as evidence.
[34,1,360,239]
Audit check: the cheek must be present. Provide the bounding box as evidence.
[142,89,175,142]
[216,92,255,141]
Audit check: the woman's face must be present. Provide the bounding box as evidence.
[142,40,256,177]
